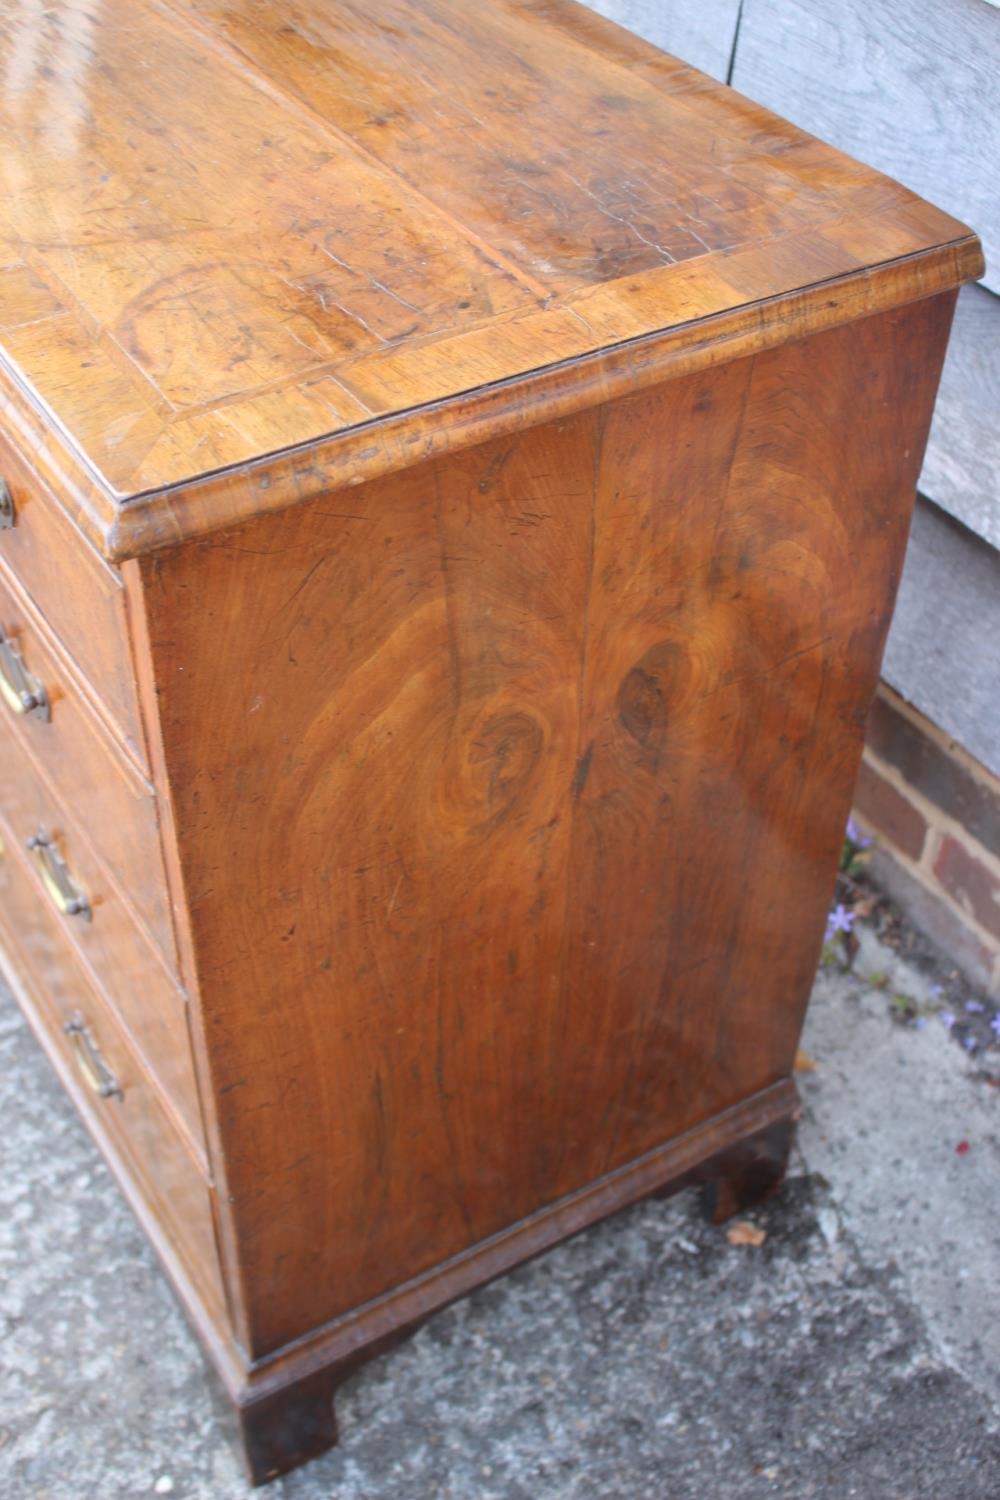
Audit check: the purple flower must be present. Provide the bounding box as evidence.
[929,984,944,998]
[913,1016,928,1030]
[991,1015,1000,1038]
[845,816,873,848]
[940,1011,957,1030]
[826,904,854,940]
[963,1035,977,1052]
[965,1000,984,1014]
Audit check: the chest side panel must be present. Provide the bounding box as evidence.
[141,292,955,1356]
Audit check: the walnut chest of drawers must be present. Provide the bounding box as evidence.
[0,0,982,1483]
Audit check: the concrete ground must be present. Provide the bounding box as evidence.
[2,901,999,1500]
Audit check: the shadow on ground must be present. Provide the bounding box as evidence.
[2,906,998,1500]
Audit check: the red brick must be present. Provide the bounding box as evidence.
[866,692,1000,863]
[933,836,1000,941]
[868,849,998,997]
[853,758,927,862]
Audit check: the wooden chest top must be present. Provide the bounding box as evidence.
[0,0,982,558]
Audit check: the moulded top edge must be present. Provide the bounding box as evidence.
[0,0,983,556]
[95,231,980,560]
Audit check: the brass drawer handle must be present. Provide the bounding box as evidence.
[0,477,13,529]
[64,1013,121,1100]
[0,625,49,720]
[27,831,91,921]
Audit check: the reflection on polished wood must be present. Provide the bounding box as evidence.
[0,0,982,1484]
[0,0,981,553]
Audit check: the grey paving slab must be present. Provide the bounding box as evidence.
[2,913,998,1500]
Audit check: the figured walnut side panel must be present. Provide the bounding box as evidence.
[141,293,955,1357]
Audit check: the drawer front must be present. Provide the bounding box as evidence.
[0,426,147,764]
[0,829,221,1314]
[0,568,175,964]
[0,751,203,1157]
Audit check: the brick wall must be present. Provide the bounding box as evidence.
[853,686,1000,996]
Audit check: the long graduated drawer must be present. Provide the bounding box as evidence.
[0,565,175,964]
[0,421,147,765]
[0,735,202,1155]
[0,821,215,1303]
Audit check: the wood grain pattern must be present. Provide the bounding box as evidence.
[227,1078,798,1484]
[142,292,956,1359]
[119,549,254,1355]
[731,0,999,293]
[0,0,980,560]
[87,234,978,562]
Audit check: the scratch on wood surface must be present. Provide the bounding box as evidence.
[697,634,835,704]
[562,169,678,265]
[385,871,404,921]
